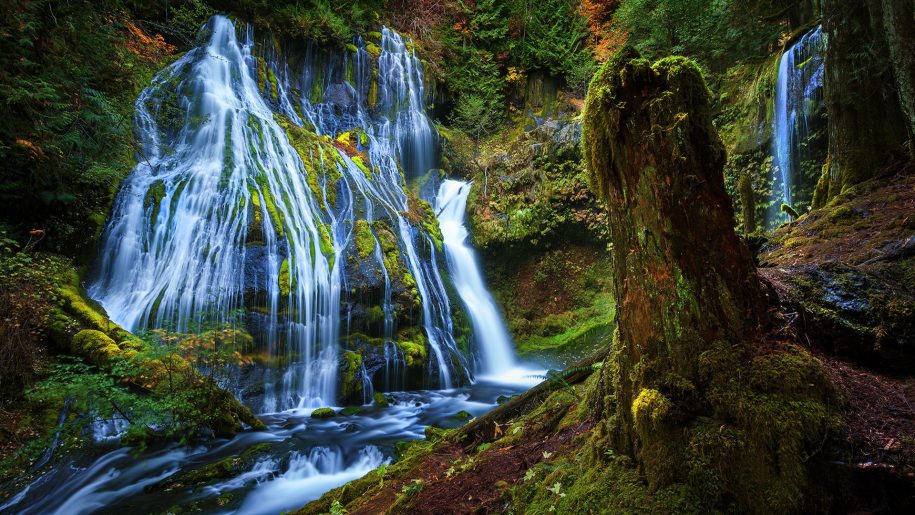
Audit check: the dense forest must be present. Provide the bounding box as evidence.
[1,0,913,513]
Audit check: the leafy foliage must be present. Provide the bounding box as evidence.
[28,323,254,447]
[613,0,782,72]
[0,1,176,254]
[0,250,67,393]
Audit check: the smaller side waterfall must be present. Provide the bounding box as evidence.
[769,25,825,226]
[435,180,517,377]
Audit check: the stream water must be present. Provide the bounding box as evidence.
[1,16,541,514]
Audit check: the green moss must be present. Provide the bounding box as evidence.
[278,258,293,298]
[510,454,702,515]
[71,329,122,364]
[354,219,375,259]
[352,155,371,178]
[317,222,335,268]
[738,174,756,234]
[257,58,267,93]
[266,67,279,102]
[694,341,840,512]
[365,43,381,60]
[311,407,336,418]
[366,305,384,324]
[367,69,379,108]
[250,176,285,239]
[156,443,273,491]
[274,114,342,208]
[453,410,471,420]
[143,180,167,227]
[396,340,427,368]
[57,277,129,341]
[246,186,265,245]
[396,327,428,368]
[780,203,800,220]
[340,351,363,404]
[373,391,389,408]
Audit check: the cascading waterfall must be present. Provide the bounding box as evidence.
[4,16,546,515]
[89,16,466,411]
[435,180,517,376]
[769,25,825,226]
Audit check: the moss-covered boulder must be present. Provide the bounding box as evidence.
[311,407,337,419]
[70,329,122,365]
[148,443,274,494]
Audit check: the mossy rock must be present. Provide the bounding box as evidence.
[396,340,427,368]
[365,43,381,60]
[71,329,122,365]
[340,406,363,416]
[311,407,337,418]
[144,180,167,227]
[149,443,274,493]
[354,219,375,259]
[373,391,389,408]
[339,351,364,405]
[453,410,472,420]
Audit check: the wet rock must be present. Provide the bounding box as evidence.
[311,407,336,418]
[763,262,915,371]
[325,82,356,110]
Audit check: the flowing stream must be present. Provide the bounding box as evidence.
[769,25,825,226]
[2,16,539,514]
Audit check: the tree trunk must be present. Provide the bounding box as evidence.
[814,0,910,206]
[881,0,915,156]
[583,48,768,482]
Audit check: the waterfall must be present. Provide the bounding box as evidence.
[435,180,518,377]
[89,16,467,410]
[769,25,825,226]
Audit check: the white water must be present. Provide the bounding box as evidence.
[769,25,824,226]
[2,17,551,515]
[235,446,386,515]
[436,181,515,375]
[89,16,467,409]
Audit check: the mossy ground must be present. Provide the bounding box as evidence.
[759,166,915,370]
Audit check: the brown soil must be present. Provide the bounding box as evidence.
[351,421,593,515]
[818,352,915,470]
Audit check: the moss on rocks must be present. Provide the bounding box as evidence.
[71,329,123,365]
[278,258,292,298]
[354,219,376,259]
[339,351,363,405]
[395,327,428,368]
[311,407,336,418]
[274,114,342,208]
[143,180,167,227]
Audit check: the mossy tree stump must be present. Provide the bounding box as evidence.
[583,48,837,512]
[583,46,767,450]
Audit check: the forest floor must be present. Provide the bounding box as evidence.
[760,163,915,473]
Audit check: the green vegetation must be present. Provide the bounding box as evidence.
[2,0,914,512]
[311,407,337,418]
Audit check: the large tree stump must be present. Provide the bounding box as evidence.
[583,47,766,453]
[583,49,836,512]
